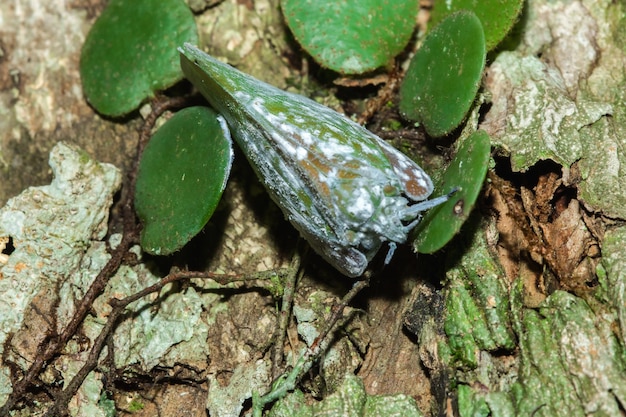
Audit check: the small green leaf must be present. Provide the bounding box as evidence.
[412,130,491,254]
[281,0,418,74]
[430,0,523,51]
[80,0,197,116]
[399,11,486,137]
[135,106,233,255]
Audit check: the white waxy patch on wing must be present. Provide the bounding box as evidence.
[318,137,355,159]
[300,130,314,145]
[234,90,252,101]
[271,132,298,156]
[296,147,308,160]
[350,188,375,218]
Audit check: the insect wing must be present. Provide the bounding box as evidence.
[180,45,369,275]
[179,44,436,277]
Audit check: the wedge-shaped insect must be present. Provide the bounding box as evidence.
[179,43,450,277]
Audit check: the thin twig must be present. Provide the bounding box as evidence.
[271,244,306,378]
[356,64,402,126]
[0,96,188,417]
[42,267,293,416]
[308,276,370,355]
[252,276,370,417]
[0,227,136,417]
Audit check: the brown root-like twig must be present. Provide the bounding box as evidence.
[0,96,187,417]
[271,244,306,379]
[41,267,293,417]
[252,276,369,417]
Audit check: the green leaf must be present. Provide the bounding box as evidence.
[80,0,197,116]
[281,0,418,74]
[430,0,523,51]
[135,106,233,256]
[399,11,486,138]
[412,130,491,254]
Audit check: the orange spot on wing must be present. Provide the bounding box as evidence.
[403,176,429,199]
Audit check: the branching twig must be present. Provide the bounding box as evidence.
[271,244,306,378]
[356,64,403,126]
[42,267,293,416]
[0,96,188,417]
[253,277,370,417]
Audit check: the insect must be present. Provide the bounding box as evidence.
[179,43,451,277]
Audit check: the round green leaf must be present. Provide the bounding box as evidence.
[281,0,418,74]
[135,106,233,256]
[430,0,523,51]
[399,11,486,138]
[412,130,491,254]
[80,0,197,116]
